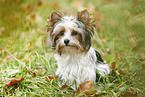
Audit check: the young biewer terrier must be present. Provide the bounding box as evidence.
[47,9,110,88]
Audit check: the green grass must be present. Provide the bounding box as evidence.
[0,0,145,96]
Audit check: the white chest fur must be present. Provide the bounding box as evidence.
[54,47,98,85]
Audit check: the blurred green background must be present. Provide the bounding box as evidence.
[0,0,145,96]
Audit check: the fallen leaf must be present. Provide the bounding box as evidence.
[118,70,126,76]
[11,78,25,83]
[4,78,24,88]
[4,81,16,88]
[48,75,58,79]
[117,67,126,76]
[61,84,73,90]
[75,80,93,96]
[110,62,116,69]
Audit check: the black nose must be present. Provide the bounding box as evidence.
[64,39,70,45]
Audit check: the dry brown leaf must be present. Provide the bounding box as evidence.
[61,84,73,90]
[116,67,126,76]
[11,78,25,83]
[4,78,24,88]
[110,62,116,69]
[118,70,126,76]
[75,80,93,96]
[4,81,16,88]
[48,75,58,80]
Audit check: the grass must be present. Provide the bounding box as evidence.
[0,0,145,96]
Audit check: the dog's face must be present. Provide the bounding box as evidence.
[48,9,95,55]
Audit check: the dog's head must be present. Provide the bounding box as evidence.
[48,9,95,55]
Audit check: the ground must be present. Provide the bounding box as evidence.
[0,0,145,96]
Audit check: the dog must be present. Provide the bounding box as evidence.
[47,9,110,88]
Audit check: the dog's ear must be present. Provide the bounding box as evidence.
[49,11,64,26]
[77,9,89,25]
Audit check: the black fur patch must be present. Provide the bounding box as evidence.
[95,50,104,63]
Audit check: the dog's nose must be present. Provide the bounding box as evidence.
[64,39,70,45]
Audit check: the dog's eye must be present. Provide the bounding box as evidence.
[72,31,78,36]
[60,31,64,36]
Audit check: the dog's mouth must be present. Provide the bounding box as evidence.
[66,44,84,51]
[55,42,85,55]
